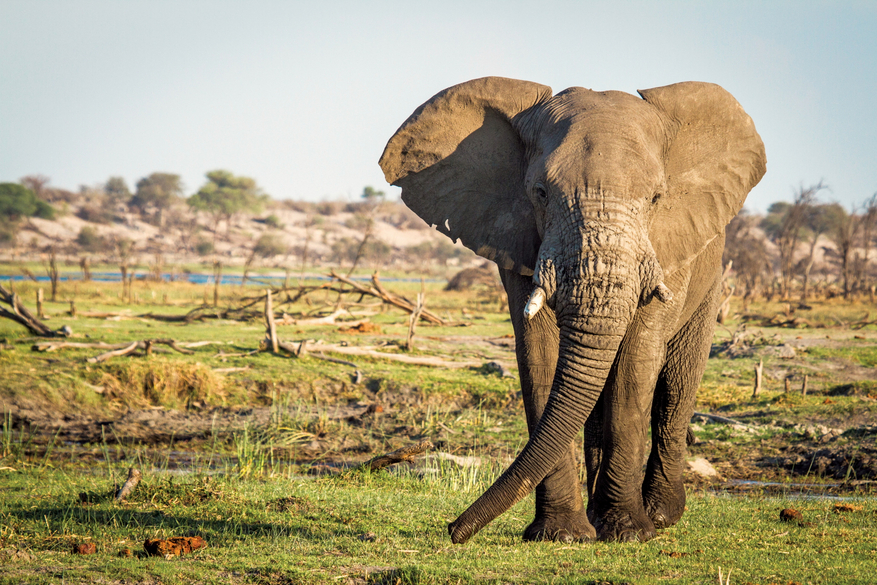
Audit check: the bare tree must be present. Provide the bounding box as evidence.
[44,246,60,302]
[112,236,135,301]
[798,188,832,302]
[761,182,826,298]
[824,203,859,300]
[859,192,877,298]
[724,210,771,303]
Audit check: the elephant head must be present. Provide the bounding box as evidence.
[379,77,765,543]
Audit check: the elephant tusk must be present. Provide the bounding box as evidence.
[653,283,673,303]
[523,287,546,320]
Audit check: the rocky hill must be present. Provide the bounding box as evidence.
[3,197,480,276]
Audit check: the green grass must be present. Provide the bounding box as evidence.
[1,466,875,584]
[3,276,877,582]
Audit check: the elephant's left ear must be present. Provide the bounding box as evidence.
[639,82,766,274]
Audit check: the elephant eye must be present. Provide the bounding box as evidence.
[534,183,548,203]
[651,192,661,205]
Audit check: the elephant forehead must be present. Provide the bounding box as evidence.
[543,139,664,198]
[537,100,666,195]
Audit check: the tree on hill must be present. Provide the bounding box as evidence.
[242,233,287,284]
[188,170,268,240]
[104,176,132,203]
[19,175,50,200]
[131,173,184,225]
[0,183,56,244]
[361,186,385,202]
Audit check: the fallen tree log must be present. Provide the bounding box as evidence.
[692,411,754,429]
[86,339,196,363]
[277,340,495,369]
[0,283,69,337]
[140,306,262,323]
[33,341,124,352]
[33,339,223,353]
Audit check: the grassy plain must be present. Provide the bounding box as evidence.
[2,265,877,583]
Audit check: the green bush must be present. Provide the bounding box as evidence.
[0,183,55,221]
[75,226,104,252]
[264,213,283,229]
[194,237,215,256]
[253,233,286,258]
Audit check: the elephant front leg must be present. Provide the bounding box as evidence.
[588,325,666,542]
[501,270,595,543]
[643,275,721,529]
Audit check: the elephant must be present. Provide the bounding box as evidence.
[379,77,765,544]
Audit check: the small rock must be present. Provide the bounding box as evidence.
[73,542,97,555]
[687,457,718,477]
[778,344,797,359]
[482,361,513,377]
[780,508,803,522]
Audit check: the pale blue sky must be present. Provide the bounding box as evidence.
[1,1,875,213]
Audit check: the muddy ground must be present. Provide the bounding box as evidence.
[5,379,877,495]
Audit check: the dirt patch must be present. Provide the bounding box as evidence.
[339,322,382,334]
[765,443,877,480]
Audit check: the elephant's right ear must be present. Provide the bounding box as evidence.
[379,77,552,276]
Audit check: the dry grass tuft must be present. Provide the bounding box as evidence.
[99,360,226,408]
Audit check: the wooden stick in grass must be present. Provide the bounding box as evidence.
[265,289,279,353]
[356,441,434,472]
[115,467,142,502]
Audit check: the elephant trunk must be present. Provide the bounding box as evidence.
[449,216,669,544]
[448,302,632,544]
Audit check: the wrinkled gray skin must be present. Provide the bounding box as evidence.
[379,77,766,544]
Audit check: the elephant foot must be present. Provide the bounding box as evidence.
[589,507,656,542]
[523,509,596,543]
[644,482,686,530]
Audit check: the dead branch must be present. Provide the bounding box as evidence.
[140,306,261,323]
[355,440,434,472]
[213,349,260,359]
[89,341,140,362]
[32,339,220,353]
[278,339,495,369]
[330,271,445,325]
[0,283,69,337]
[309,351,359,368]
[284,308,354,326]
[851,312,877,330]
[406,292,425,350]
[33,341,126,352]
[86,339,195,363]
